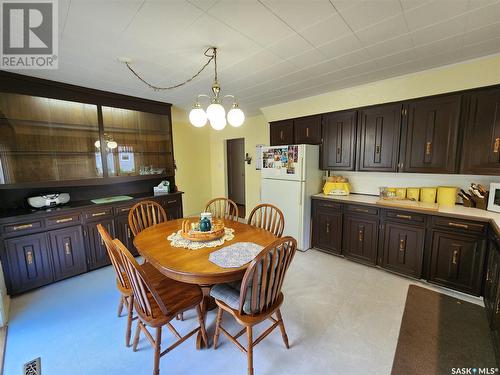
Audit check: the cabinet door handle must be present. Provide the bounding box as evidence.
[306,127,310,138]
[336,147,341,155]
[64,242,71,255]
[375,145,381,154]
[13,223,33,231]
[486,269,491,283]
[494,137,500,153]
[26,250,33,265]
[358,229,364,242]
[399,239,406,252]
[448,222,468,229]
[92,211,107,217]
[280,130,284,141]
[56,217,73,223]
[396,214,412,219]
[326,221,330,234]
[167,200,177,204]
[452,250,459,265]
[496,299,500,314]
[425,141,432,155]
[354,208,369,213]
[120,208,130,212]
[127,228,131,238]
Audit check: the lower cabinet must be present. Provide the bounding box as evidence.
[4,233,53,294]
[428,230,486,295]
[342,214,378,265]
[312,207,342,254]
[114,215,138,257]
[49,226,87,281]
[381,221,424,278]
[85,219,114,271]
[485,239,500,364]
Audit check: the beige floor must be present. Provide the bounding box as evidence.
[4,249,482,375]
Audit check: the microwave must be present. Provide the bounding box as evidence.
[487,183,500,213]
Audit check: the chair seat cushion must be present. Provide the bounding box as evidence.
[210,283,241,311]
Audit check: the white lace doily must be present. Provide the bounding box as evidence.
[167,228,235,250]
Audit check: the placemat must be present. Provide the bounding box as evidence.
[167,228,235,250]
[91,195,133,204]
[209,242,263,268]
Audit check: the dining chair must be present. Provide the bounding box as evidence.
[97,224,167,347]
[247,203,285,237]
[128,200,168,236]
[205,197,239,221]
[114,238,208,375]
[210,236,297,375]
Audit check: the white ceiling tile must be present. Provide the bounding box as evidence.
[465,1,500,30]
[287,48,326,68]
[267,34,312,60]
[337,60,378,77]
[461,35,500,58]
[365,34,414,58]
[260,0,337,31]
[403,0,469,30]
[463,21,500,45]
[318,33,364,59]
[221,49,285,82]
[338,0,402,31]
[372,49,418,68]
[331,49,373,68]
[207,0,293,47]
[399,0,432,11]
[413,34,464,56]
[355,14,409,46]
[466,0,500,10]
[410,14,467,46]
[300,13,352,47]
[186,0,220,11]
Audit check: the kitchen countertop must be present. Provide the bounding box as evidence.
[312,193,500,235]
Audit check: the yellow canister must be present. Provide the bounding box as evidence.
[437,186,457,207]
[407,188,420,201]
[420,187,437,203]
[395,188,407,199]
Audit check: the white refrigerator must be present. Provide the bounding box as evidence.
[260,144,323,251]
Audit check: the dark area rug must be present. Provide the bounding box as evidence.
[391,285,497,375]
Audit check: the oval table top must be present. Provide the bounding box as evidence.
[133,218,277,285]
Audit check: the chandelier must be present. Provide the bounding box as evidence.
[122,47,244,131]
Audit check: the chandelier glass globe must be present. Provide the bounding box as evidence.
[227,106,245,127]
[189,106,208,127]
[206,102,225,123]
[210,114,227,131]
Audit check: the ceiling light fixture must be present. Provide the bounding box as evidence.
[122,47,244,131]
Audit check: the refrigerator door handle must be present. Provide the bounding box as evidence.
[299,181,303,206]
[299,156,304,180]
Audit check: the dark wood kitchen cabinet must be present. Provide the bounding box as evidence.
[321,110,357,170]
[342,212,378,265]
[85,219,114,270]
[485,240,500,324]
[401,94,461,174]
[311,201,342,255]
[461,87,500,175]
[270,120,294,146]
[4,233,53,293]
[428,229,486,295]
[357,103,401,172]
[381,221,424,278]
[294,115,322,145]
[49,226,87,281]
[114,214,138,257]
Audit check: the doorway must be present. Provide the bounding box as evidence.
[226,138,246,218]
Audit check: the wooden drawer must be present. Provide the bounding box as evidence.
[114,202,136,216]
[45,212,82,228]
[315,200,342,210]
[346,205,378,216]
[2,219,43,236]
[385,210,425,224]
[84,207,113,221]
[163,195,181,206]
[432,217,486,234]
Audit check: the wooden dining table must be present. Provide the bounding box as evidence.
[133,218,278,348]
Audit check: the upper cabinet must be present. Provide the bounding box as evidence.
[294,115,322,145]
[460,87,500,175]
[270,119,294,146]
[401,94,461,174]
[357,103,401,172]
[321,110,357,170]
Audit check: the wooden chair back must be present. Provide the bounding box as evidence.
[247,204,285,237]
[239,236,297,316]
[205,197,239,221]
[128,200,167,236]
[97,224,129,291]
[113,239,170,319]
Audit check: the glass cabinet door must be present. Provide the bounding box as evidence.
[101,106,173,178]
[0,93,102,184]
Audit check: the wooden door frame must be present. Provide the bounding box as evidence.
[226,138,246,218]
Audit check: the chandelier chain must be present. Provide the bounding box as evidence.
[124,47,217,91]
